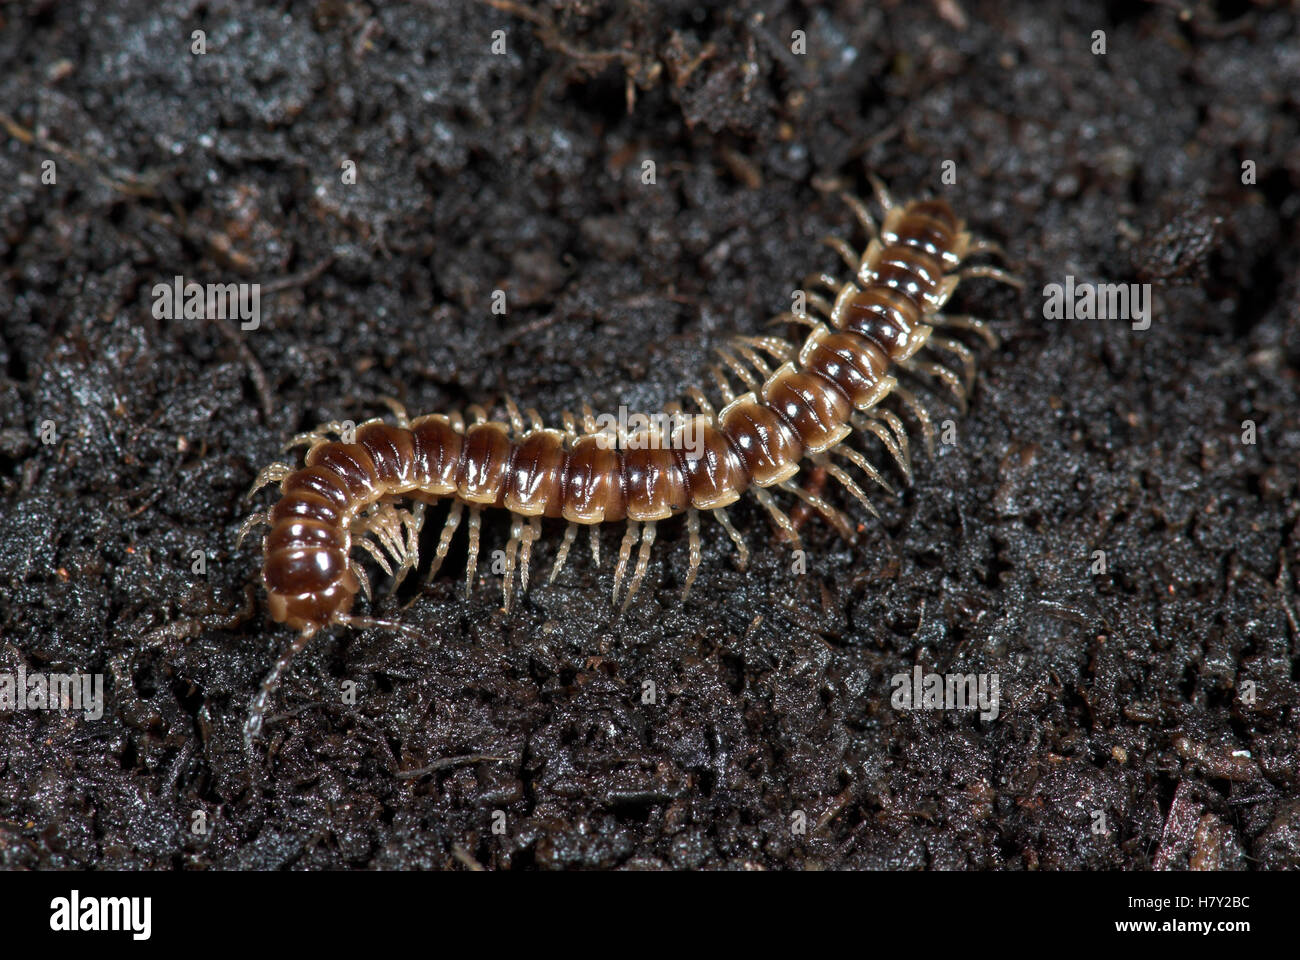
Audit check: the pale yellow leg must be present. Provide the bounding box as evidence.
[681,508,701,599]
[613,521,640,607]
[464,506,482,599]
[713,508,749,569]
[550,522,578,583]
[621,521,656,613]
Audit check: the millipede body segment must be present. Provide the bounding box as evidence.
[239,181,1021,742]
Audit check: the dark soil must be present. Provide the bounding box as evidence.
[1,0,1297,870]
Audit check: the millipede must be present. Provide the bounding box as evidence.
[238,175,1022,745]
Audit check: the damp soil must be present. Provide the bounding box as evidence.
[1,0,1297,870]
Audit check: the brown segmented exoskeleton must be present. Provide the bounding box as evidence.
[238,176,1023,746]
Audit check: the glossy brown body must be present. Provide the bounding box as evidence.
[260,198,967,628]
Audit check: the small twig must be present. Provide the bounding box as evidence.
[451,844,487,871]
[136,584,259,650]
[395,754,514,779]
[122,486,167,518]
[211,316,275,425]
[1275,551,1299,644]
[0,110,161,197]
[262,255,337,294]
[476,0,637,69]
[500,312,561,348]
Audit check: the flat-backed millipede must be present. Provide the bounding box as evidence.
[239,177,1022,744]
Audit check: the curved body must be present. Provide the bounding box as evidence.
[240,188,1019,741]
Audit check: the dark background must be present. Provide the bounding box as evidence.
[1,0,1297,870]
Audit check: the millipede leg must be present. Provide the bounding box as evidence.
[686,386,716,418]
[731,341,774,380]
[371,505,407,570]
[822,459,880,519]
[874,407,913,470]
[378,396,410,427]
[716,348,762,391]
[828,446,895,496]
[821,235,860,274]
[965,238,1009,260]
[752,486,801,550]
[519,516,540,598]
[589,525,601,569]
[767,310,820,331]
[502,514,522,612]
[839,191,878,240]
[351,561,373,603]
[802,271,844,296]
[891,384,939,455]
[550,522,578,583]
[612,520,640,608]
[391,502,425,590]
[425,500,462,583]
[682,508,701,599]
[710,366,738,405]
[904,358,967,415]
[245,626,316,749]
[372,503,413,573]
[927,335,978,387]
[394,507,418,569]
[246,462,293,500]
[235,511,269,549]
[935,313,1000,349]
[780,479,855,541]
[866,171,894,212]
[504,395,525,435]
[283,425,345,452]
[959,264,1025,289]
[292,416,368,449]
[713,508,749,570]
[353,527,395,577]
[464,506,482,599]
[888,409,917,468]
[736,334,796,363]
[621,520,656,613]
[853,412,911,481]
[806,292,836,320]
